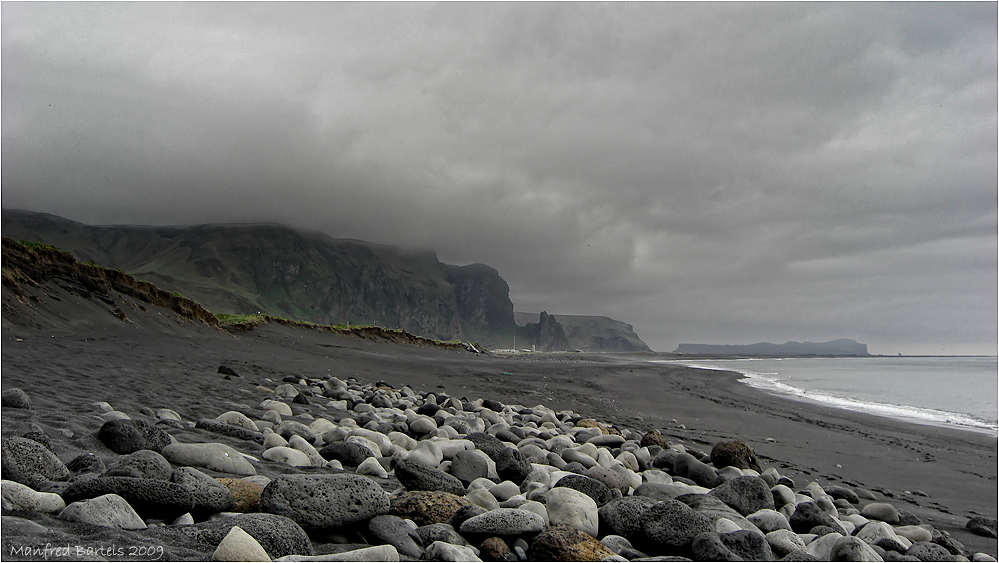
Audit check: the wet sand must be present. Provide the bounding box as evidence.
[2,318,996,557]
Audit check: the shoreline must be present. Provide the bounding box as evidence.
[2,322,997,557]
[649,356,999,438]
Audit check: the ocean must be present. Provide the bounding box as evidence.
[653,356,998,435]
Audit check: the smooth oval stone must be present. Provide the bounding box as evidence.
[260,399,293,417]
[215,411,259,431]
[211,525,271,562]
[320,441,375,466]
[588,434,626,447]
[357,457,389,478]
[422,541,480,562]
[395,458,465,496]
[1,388,31,409]
[1,479,66,513]
[459,507,546,536]
[368,515,423,559]
[771,484,796,508]
[545,486,599,537]
[162,442,256,476]
[748,508,792,533]
[861,502,900,524]
[58,493,147,530]
[715,518,743,533]
[259,473,390,531]
[893,525,932,543]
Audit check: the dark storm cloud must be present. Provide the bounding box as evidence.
[3,3,996,354]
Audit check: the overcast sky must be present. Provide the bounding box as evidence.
[3,3,996,354]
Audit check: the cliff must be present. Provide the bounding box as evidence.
[515,312,652,352]
[520,311,570,352]
[2,210,496,342]
[673,339,870,356]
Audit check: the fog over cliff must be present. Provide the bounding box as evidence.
[3,3,996,354]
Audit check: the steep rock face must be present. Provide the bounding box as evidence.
[3,211,464,340]
[524,311,569,352]
[445,264,516,331]
[515,312,652,352]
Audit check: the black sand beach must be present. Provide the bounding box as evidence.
[2,313,996,559]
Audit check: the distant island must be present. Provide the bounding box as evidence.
[673,339,870,356]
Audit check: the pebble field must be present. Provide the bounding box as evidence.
[2,372,996,562]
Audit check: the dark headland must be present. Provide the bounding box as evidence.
[1,238,996,561]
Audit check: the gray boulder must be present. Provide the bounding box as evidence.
[171,467,236,519]
[259,473,390,531]
[599,496,660,541]
[640,499,715,554]
[395,458,466,496]
[367,514,423,558]
[1,388,31,409]
[62,476,195,521]
[1,436,71,488]
[555,474,616,507]
[181,513,314,558]
[719,529,772,561]
[709,476,775,516]
[58,493,147,530]
[319,442,375,466]
[789,502,846,535]
[97,419,172,454]
[102,449,173,481]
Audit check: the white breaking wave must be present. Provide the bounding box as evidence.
[652,359,998,434]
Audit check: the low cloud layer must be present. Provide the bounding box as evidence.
[3,3,996,354]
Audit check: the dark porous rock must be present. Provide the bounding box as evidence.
[450,449,491,484]
[447,504,489,530]
[906,541,953,561]
[171,467,236,520]
[563,461,590,475]
[259,473,389,531]
[62,476,195,520]
[21,425,51,450]
[493,447,532,485]
[809,525,842,537]
[789,502,846,535]
[641,429,672,449]
[896,509,921,526]
[458,508,545,537]
[691,532,741,561]
[97,419,172,454]
[709,476,775,516]
[710,440,762,473]
[194,419,264,444]
[390,490,474,526]
[883,551,921,562]
[395,458,466,496]
[319,441,375,467]
[929,527,966,556]
[415,523,471,549]
[776,476,796,489]
[466,432,506,460]
[183,513,313,558]
[482,399,504,412]
[67,453,106,475]
[555,474,616,507]
[528,523,615,562]
[292,393,310,405]
[719,529,772,561]
[367,514,424,558]
[273,421,316,443]
[1,436,71,487]
[653,448,679,470]
[875,537,910,554]
[479,536,517,561]
[102,449,173,481]
[640,499,715,555]
[966,515,998,538]
[599,496,661,541]
[1,388,32,409]
[824,485,860,505]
